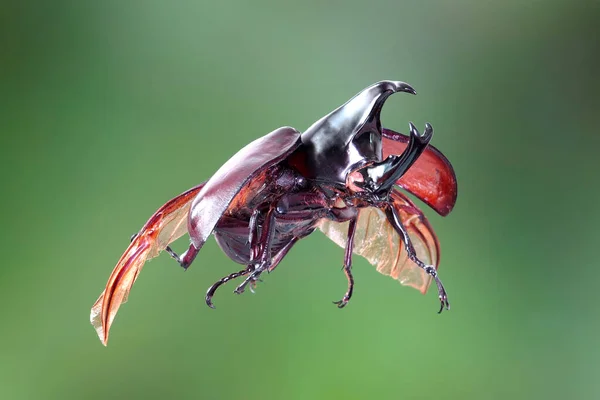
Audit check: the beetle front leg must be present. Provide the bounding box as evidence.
[333,217,357,308]
[385,205,450,313]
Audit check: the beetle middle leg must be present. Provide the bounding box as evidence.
[273,193,362,307]
[385,204,450,313]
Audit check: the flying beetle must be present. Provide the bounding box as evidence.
[91,80,458,345]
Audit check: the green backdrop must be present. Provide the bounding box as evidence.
[2,1,599,399]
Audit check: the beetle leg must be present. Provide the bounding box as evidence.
[246,234,304,293]
[205,266,254,309]
[245,208,268,293]
[165,245,180,262]
[333,217,358,308]
[248,235,300,292]
[358,123,433,197]
[385,205,450,313]
[165,243,199,270]
[235,269,261,295]
[234,206,276,295]
[247,209,261,257]
[129,233,193,270]
[202,209,265,304]
[247,277,263,294]
[267,236,300,273]
[128,216,199,270]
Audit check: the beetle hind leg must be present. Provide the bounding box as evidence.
[234,268,264,295]
[244,236,300,293]
[130,230,199,270]
[205,266,254,308]
[165,243,199,270]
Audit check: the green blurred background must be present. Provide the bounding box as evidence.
[1,1,599,399]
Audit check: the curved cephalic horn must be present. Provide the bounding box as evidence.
[301,80,416,146]
[294,80,418,186]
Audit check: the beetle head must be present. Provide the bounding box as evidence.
[296,80,416,188]
[347,121,434,202]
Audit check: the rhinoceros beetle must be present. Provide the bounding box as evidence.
[91,80,457,345]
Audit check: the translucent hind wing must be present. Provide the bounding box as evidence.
[318,190,440,294]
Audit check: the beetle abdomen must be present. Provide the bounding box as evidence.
[214,216,315,265]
